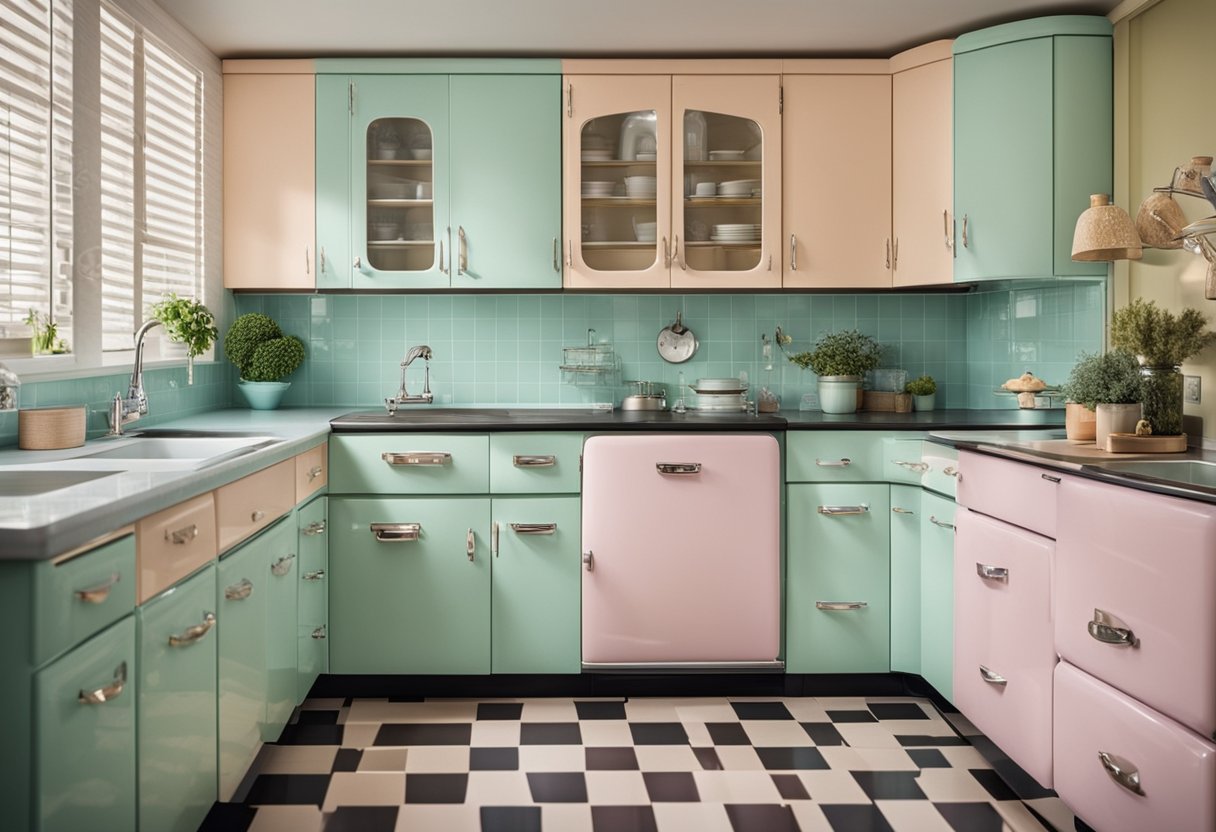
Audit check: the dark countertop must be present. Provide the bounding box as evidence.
[781,408,1064,431]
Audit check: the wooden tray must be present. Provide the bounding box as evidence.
[862,391,912,413]
[1105,433,1188,454]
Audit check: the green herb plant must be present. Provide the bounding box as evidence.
[224,313,305,382]
[150,293,218,358]
[1061,350,1142,410]
[787,330,883,378]
[23,308,67,355]
[1110,299,1215,366]
[905,375,937,396]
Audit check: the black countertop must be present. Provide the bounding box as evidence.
[780,408,1063,431]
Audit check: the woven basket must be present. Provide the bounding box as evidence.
[18,406,87,450]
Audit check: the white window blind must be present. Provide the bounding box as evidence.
[0,0,72,343]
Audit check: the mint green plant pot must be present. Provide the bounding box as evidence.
[817,375,860,414]
[237,380,290,410]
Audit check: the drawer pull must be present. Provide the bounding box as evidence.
[816,601,867,611]
[307,465,324,480]
[1041,473,1061,483]
[492,521,500,558]
[818,504,869,516]
[311,625,327,640]
[1098,750,1145,796]
[513,454,556,468]
[251,510,267,523]
[79,661,127,705]
[467,528,476,562]
[892,507,916,515]
[382,451,452,466]
[168,611,216,647]
[815,457,851,468]
[165,523,198,545]
[657,462,701,475]
[510,522,557,535]
[942,466,960,478]
[893,460,929,473]
[978,665,1007,686]
[303,569,326,581]
[370,522,421,542]
[930,515,955,530]
[1088,608,1139,648]
[303,520,326,536]
[224,578,254,601]
[271,553,295,576]
[75,572,121,604]
[583,550,594,572]
[975,563,1008,582]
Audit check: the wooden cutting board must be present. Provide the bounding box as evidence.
[1014,438,1189,460]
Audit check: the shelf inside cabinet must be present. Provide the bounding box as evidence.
[581,241,656,249]
[686,241,761,248]
[580,160,658,167]
[582,198,657,207]
[684,198,761,207]
[368,159,433,167]
[683,160,762,166]
[368,240,434,248]
[368,199,434,208]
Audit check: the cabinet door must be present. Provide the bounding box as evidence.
[563,74,672,289]
[316,74,352,289]
[450,75,562,289]
[783,75,892,289]
[217,536,267,801]
[671,74,781,289]
[351,74,450,289]
[330,497,490,674]
[224,72,316,289]
[892,56,953,287]
[491,496,581,674]
[35,617,136,832]
[889,486,922,674]
[263,519,298,740]
[138,564,217,832]
[297,497,328,701]
[920,491,955,701]
[787,483,890,673]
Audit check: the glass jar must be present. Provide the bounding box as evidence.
[1139,365,1184,436]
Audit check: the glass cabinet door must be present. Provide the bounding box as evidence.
[671,75,782,289]
[563,75,672,290]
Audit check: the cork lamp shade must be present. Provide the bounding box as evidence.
[1071,194,1143,261]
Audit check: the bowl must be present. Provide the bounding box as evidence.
[370,222,400,240]
[410,148,433,160]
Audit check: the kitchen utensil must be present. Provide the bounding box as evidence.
[1202,175,1216,211]
[695,377,747,391]
[657,311,698,364]
[621,380,668,411]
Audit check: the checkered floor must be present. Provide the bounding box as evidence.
[203,696,1076,832]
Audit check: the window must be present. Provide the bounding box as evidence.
[99,3,203,351]
[0,0,72,350]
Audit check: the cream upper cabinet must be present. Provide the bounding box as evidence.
[222,61,316,290]
[891,42,954,287]
[782,72,892,289]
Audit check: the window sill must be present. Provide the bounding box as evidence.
[2,355,223,384]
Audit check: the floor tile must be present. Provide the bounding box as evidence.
[706,722,751,745]
[586,747,640,771]
[895,734,970,747]
[693,770,784,803]
[391,805,479,831]
[783,699,832,722]
[321,772,405,811]
[340,723,379,749]
[683,721,715,747]
[731,701,794,720]
[756,746,830,771]
[673,702,740,722]
[935,801,1009,832]
[520,722,582,745]
[630,722,690,745]
[580,721,635,747]
[802,722,849,747]
[199,802,255,832]
[876,800,954,832]
[713,746,766,771]
[464,772,533,806]
[970,769,1019,801]
[245,774,331,806]
[477,702,524,721]
[634,745,701,772]
[827,710,878,724]
[851,771,926,801]
[692,747,723,771]
[526,772,588,803]
[323,805,399,832]
[820,803,897,832]
[541,804,594,831]
[743,720,816,747]
[347,700,477,724]
[816,697,872,710]
[374,723,471,746]
[584,771,651,805]
[868,702,931,721]
[575,701,627,720]
[835,723,903,749]
[723,803,800,832]
[403,773,469,804]
[623,699,681,722]
[297,710,339,725]
[478,805,540,832]
[591,804,659,832]
[789,802,836,832]
[332,749,363,772]
[470,747,519,771]
[358,748,409,772]
[300,698,347,710]
[403,746,469,773]
[256,745,340,775]
[913,769,996,803]
[470,721,522,748]
[247,805,323,832]
[652,802,734,832]
[1019,797,1072,832]
[276,724,344,746]
[518,745,585,772]
[642,771,700,802]
[519,700,579,723]
[798,770,875,804]
[937,747,991,769]
[908,749,951,769]
[880,720,960,737]
[823,747,919,772]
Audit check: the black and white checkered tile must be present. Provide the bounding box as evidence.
[201,696,1074,832]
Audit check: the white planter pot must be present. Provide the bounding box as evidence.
[912,393,935,412]
[817,376,860,414]
[1095,402,1142,447]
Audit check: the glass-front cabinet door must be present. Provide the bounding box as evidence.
[671,75,781,289]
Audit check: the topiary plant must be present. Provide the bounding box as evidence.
[1110,299,1215,366]
[224,313,282,372]
[905,375,937,396]
[244,336,305,382]
[1061,350,1143,410]
[787,329,884,378]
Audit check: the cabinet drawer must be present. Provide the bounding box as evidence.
[294,442,328,504]
[489,432,584,494]
[33,531,137,665]
[957,450,1060,537]
[787,432,885,482]
[883,438,929,484]
[298,496,329,626]
[921,443,959,498]
[953,508,1055,788]
[1056,477,1216,737]
[330,434,490,494]
[216,459,295,552]
[137,493,217,603]
[217,535,268,801]
[920,491,956,701]
[1054,662,1216,832]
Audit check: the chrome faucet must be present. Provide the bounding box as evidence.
[385,345,434,414]
[107,319,162,436]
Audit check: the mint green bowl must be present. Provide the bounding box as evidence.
[237,380,291,410]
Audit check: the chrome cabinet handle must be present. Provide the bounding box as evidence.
[466,528,475,562]
[657,462,701,475]
[816,601,867,611]
[305,246,310,275]
[511,522,557,535]
[662,236,670,268]
[567,240,573,268]
[893,237,899,270]
[251,510,266,523]
[674,235,686,270]
[976,563,1008,582]
[354,255,362,270]
[885,238,891,269]
[308,465,324,481]
[311,625,327,640]
[582,550,594,572]
[789,234,798,271]
[815,458,851,467]
[1041,473,1061,483]
[166,523,198,545]
[893,460,929,473]
[271,553,295,576]
[75,573,120,604]
[370,522,421,543]
[1098,751,1145,796]
[168,612,216,647]
[458,226,468,275]
[566,82,572,117]
[943,209,952,250]
[438,237,445,273]
[224,578,254,601]
[1088,609,1139,647]
[79,662,126,705]
[303,569,326,581]
[382,451,451,466]
[303,520,326,536]
[320,246,327,273]
[491,521,500,558]
[892,507,916,515]
[930,515,955,530]
[552,237,560,272]
[961,214,969,248]
[818,504,870,516]
[943,466,960,478]
[513,454,556,468]
[979,665,1007,686]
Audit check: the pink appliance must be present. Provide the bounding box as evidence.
[581,433,781,669]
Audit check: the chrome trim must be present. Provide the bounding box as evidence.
[491,521,499,558]
[166,523,198,545]
[168,612,216,647]
[552,237,560,272]
[930,515,955,530]
[79,662,126,705]
[1088,609,1139,647]
[1098,751,1145,796]
[581,660,784,673]
[303,520,326,536]
[815,601,867,611]
[891,507,916,515]
[224,578,254,601]
[583,550,594,572]
[815,457,851,467]
[307,465,324,481]
[303,569,326,582]
[271,554,295,577]
[817,504,870,516]
[657,462,701,475]
[976,563,1009,582]
[466,528,476,562]
[370,522,421,543]
[979,665,1007,686]
[382,451,451,466]
[962,214,969,248]
[510,522,557,535]
[311,625,327,640]
[1042,473,1061,483]
[513,454,556,468]
[251,510,266,522]
[75,573,120,604]
[893,460,929,473]
[457,226,468,275]
[943,466,960,478]
[789,234,798,271]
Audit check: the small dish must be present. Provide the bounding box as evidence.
[709,150,745,161]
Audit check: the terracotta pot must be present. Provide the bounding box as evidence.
[1065,402,1097,441]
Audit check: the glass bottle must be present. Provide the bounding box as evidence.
[1139,365,1184,436]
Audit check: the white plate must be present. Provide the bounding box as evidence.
[708,150,746,160]
[581,151,613,161]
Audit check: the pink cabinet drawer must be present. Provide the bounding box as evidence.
[215,459,295,553]
[294,442,327,504]
[1056,477,1216,737]
[1054,662,1216,832]
[956,450,1061,538]
[953,508,1056,788]
[136,493,217,602]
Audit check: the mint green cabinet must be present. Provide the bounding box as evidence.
[921,491,957,701]
[489,432,584,494]
[35,616,136,832]
[264,519,299,740]
[491,496,581,673]
[787,483,891,673]
[330,433,490,495]
[217,534,267,800]
[297,496,329,700]
[137,564,217,832]
[889,485,922,674]
[953,16,1111,281]
[316,74,351,289]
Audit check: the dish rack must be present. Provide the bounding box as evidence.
[560,329,619,386]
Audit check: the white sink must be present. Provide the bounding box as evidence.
[77,434,282,469]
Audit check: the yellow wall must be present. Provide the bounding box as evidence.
[1116,0,1216,436]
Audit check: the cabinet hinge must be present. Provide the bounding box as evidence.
[778,85,783,115]
[348,80,355,116]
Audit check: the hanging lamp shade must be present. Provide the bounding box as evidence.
[1072,194,1143,261]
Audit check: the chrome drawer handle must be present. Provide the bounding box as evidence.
[251,510,266,522]
[311,625,327,640]
[307,465,324,480]
[583,550,594,572]
[491,522,500,558]
[893,460,929,473]
[303,569,326,581]
[815,457,851,467]
[79,661,127,705]
[930,515,955,530]
[976,563,1008,582]
[979,665,1007,686]
[370,522,421,542]
[303,521,326,536]
[657,462,701,475]
[224,578,254,601]
[510,522,557,535]
[168,612,216,647]
[1088,609,1139,647]
[943,466,960,478]
[1098,750,1145,796]
[75,572,121,604]
[166,523,198,545]
[513,454,556,468]
[271,553,295,576]
[818,504,869,516]
[891,507,916,515]
[467,528,476,562]
[1041,473,1061,483]
[382,451,452,466]
[816,601,867,611]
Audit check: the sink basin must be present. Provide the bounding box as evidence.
[81,435,281,467]
[0,470,118,497]
[1099,459,1216,489]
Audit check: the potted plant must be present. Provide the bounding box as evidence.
[1110,299,1215,437]
[786,329,883,414]
[905,375,937,412]
[150,293,218,384]
[224,313,305,410]
[1061,350,1143,446]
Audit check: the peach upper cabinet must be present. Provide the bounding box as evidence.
[222,61,317,290]
[562,64,781,290]
[782,67,892,289]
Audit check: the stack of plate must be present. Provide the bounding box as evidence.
[581,149,614,162]
[690,377,749,411]
[709,149,746,161]
[718,179,761,197]
[711,224,761,243]
[582,181,616,197]
[624,176,658,198]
